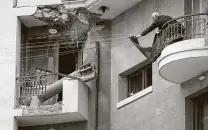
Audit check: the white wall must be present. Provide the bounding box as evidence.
[17,0,63,7]
[62,79,88,119]
[0,0,20,130]
[0,1,38,130]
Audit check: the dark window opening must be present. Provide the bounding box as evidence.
[194,92,208,130]
[127,64,152,97]
[57,47,78,102]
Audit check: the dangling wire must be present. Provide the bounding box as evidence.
[76,26,79,48]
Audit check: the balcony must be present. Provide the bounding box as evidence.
[14,78,88,127]
[158,13,208,84]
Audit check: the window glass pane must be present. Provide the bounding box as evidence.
[130,72,143,94]
[145,66,152,88]
[128,64,152,96]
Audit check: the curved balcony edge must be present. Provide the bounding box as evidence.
[158,38,208,84]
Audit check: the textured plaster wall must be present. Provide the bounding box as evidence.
[111,0,186,130]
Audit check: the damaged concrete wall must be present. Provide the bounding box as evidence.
[22,26,58,80]
[18,20,111,130]
[20,26,60,105]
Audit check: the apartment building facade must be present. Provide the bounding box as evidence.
[0,0,208,130]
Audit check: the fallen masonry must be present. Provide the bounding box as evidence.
[19,102,62,116]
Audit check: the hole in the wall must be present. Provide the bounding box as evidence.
[58,47,78,102]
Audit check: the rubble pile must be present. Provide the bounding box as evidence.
[20,102,62,116]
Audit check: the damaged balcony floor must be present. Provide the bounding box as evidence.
[14,102,87,127]
[19,102,63,116]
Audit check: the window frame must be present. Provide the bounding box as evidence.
[127,63,152,97]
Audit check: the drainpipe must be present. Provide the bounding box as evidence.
[13,0,17,7]
[95,41,100,130]
[64,0,101,10]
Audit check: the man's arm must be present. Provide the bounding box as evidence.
[140,21,158,36]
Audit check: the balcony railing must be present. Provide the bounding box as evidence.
[160,13,208,49]
[16,74,49,105]
[15,79,89,126]
[158,13,208,83]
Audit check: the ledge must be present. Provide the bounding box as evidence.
[117,86,153,109]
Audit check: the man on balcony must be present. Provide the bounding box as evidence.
[129,12,184,62]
